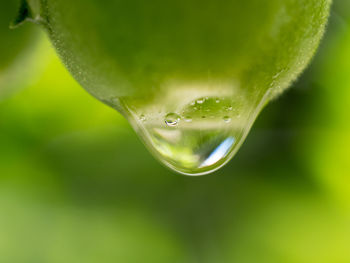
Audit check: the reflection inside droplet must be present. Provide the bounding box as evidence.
[199,137,235,168]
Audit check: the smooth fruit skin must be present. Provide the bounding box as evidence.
[26,0,331,103]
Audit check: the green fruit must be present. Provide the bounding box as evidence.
[0,0,39,99]
[22,0,331,99]
[21,0,331,175]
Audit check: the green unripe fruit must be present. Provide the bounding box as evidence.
[22,0,331,175]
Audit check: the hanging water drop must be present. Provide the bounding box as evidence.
[119,84,272,176]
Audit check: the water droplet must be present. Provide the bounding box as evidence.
[110,96,119,106]
[119,83,272,176]
[196,98,205,104]
[140,114,146,122]
[184,116,192,123]
[223,116,231,123]
[165,113,181,127]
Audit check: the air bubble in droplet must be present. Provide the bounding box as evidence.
[140,114,146,122]
[110,96,119,106]
[196,98,205,104]
[184,116,192,123]
[223,116,231,123]
[165,113,181,127]
[215,99,220,103]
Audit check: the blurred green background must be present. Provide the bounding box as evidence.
[0,1,349,263]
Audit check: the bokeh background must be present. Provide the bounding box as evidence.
[0,1,349,262]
